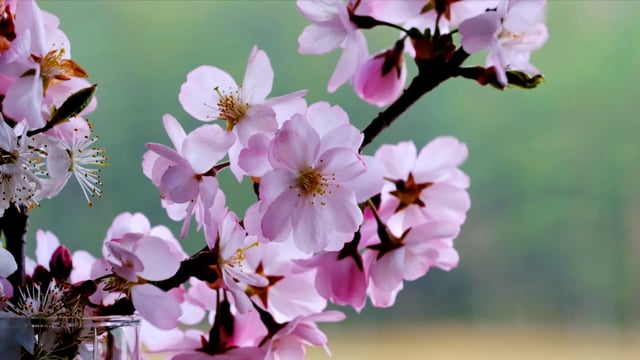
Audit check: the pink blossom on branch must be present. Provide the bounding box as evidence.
[95,212,186,329]
[459,0,548,86]
[143,114,234,237]
[205,211,268,314]
[362,218,461,307]
[375,138,471,234]
[178,46,307,180]
[258,114,367,253]
[297,0,368,92]
[263,310,346,360]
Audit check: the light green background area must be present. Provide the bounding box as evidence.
[30,1,639,328]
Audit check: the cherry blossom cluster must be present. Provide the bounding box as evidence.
[0,0,103,300]
[0,1,549,359]
[299,0,548,106]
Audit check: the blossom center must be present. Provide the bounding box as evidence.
[498,28,524,42]
[214,86,249,130]
[32,48,88,94]
[296,167,328,197]
[389,172,432,212]
[222,241,259,269]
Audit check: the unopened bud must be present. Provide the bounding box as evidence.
[49,84,97,126]
[32,264,52,285]
[50,245,73,281]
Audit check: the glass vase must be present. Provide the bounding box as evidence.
[0,314,140,360]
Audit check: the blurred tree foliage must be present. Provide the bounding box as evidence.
[33,1,639,328]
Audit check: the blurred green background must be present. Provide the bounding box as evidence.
[32,0,639,356]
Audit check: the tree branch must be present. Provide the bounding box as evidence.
[0,203,29,290]
[360,47,470,151]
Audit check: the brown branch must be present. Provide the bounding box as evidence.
[153,247,220,291]
[360,47,470,151]
[0,203,29,289]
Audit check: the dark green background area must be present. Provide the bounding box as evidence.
[31,1,639,328]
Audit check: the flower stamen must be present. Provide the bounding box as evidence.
[214,86,249,130]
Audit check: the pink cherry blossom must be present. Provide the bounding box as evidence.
[179,46,306,180]
[31,116,106,204]
[263,310,345,360]
[363,220,460,307]
[375,138,470,234]
[297,0,368,92]
[459,0,548,85]
[258,115,367,253]
[0,117,40,215]
[0,0,89,129]
[297,249,368,312]
[99,212,184,329]
[143,114,234,237]
[245,241,326,323]
[206,212,268,314]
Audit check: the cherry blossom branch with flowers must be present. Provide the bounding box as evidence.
[0,0,549,359]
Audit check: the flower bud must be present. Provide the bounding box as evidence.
[352,44,407,108]
[50,245,73,281]
[32,264,52,285]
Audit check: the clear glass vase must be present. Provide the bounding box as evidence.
[0,314,140,360]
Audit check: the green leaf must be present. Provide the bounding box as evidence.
[50,84,97,126]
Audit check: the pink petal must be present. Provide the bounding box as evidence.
[343,155,385,203]
[264,90,308,125]
[370,248,405,291]
[259,168,295,206]
[132,284,181,330]
[3,74,45,129]
[238,133,272,177]
[327,31,368,92]
[242,46,273,104]
[69,250,95,283]
[292,201,328,253]
[415,136,468,174]
[459,11,501,54]
[35,229,60,268]
[270,336,306,360]
[262,190,299,243]
[317,123,362,155]
[179,65,236,121]
[15,0,47,56]
[160,165,199,203]
[162,114,187,151]
[375,141,417,180]
[315,186,362,233]
[296,0,339,22]
[305,101,349,137]
[134,236,181,281]
[269,116,319,171]
[316,147,365,182]
[146,143,188,167]
[182,124,234,174]
[234,104,277,146]
[298,23,345,55]
[105,212,151,243]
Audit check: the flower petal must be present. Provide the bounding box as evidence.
[132,284,181,330]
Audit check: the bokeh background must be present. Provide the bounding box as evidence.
[32,1,640,358]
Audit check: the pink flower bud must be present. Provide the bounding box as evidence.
[352,47,407,107]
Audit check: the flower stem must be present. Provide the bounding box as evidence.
[0,203,28,290]
[360,47,470,151]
